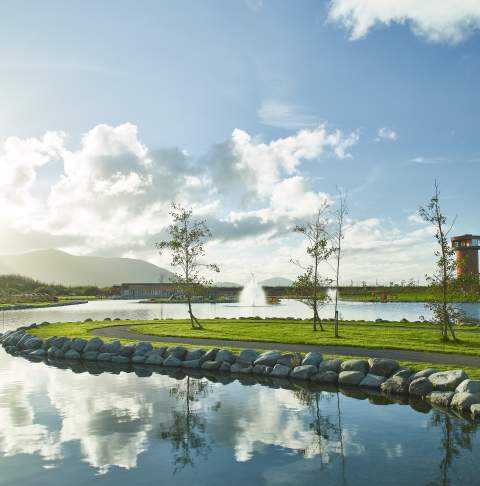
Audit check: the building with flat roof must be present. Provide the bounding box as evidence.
[451,234,480,278]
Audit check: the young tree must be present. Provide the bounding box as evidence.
[418,181,460,341]
[331,190,348,338]
[156,203,219,329]
[292,203,333,331]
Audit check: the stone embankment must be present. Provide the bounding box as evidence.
[1,324,480,420]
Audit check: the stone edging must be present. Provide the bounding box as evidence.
[1,324,480,421]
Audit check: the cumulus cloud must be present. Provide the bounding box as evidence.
[328,0,480,44]
[375,127,397,142]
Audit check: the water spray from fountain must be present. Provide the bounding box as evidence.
[239,273,267,307]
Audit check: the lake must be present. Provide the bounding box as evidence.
[0,348,478,486]
[2,299,480,332]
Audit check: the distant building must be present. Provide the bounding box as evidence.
[451,234,480,278]
[113,282,241,301]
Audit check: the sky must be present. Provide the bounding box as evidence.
[1,0,480,284]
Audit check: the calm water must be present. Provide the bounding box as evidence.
[0,349,478,486]
[2,299,480,332]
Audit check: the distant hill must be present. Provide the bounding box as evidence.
[0,249,175,287]
[259,277,293,287]
[214,281,242,288]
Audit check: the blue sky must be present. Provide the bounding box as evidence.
[1,0,479,283]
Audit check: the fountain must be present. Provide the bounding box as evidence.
[239,274,267,307]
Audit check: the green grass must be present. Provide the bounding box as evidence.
[58,295,98,301]
[27,319,480,379]
[339,286,480,303]
[28,317,480,356]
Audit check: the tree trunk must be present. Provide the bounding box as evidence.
[187,297,202,329]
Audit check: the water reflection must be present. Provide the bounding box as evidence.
[0,350,479,485]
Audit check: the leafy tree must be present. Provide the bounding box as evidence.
[292,204,333,331]
[419,181,461,341]
[156,203,219,329]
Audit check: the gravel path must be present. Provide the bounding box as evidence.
[92,325,480,368]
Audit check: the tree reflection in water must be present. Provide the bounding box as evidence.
[158,376,212,473]
[294,387,346,482]
[428,410,477,486]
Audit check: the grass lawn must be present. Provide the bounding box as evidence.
[339,287,480,303]
[27,318,480,379]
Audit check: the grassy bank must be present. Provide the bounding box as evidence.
[27,318,480,356]
[26,318,480,379]
[338,286,480,303]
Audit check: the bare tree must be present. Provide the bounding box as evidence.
[156,203,219,329]
[292,203,333,331]
[331,190,348,338]
[418,181,460,341]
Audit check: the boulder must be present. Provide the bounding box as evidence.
[100,341,122,354]
[427,392,455,408]
[182,359,201,369]
[238,349,259,363]
[231,360,253,374]
[456,379,480,394]
[82,351,100,361]
[144,354,163,365]
[30,348,46,358]
[277,353,302,367]
[409,377,433,397]
[53,349,65,359]
[450,392,480,412]
[380,376,409,395]
[254,351,282,367]
[318,359,342,373]
[134,342,154,356]
[219,362,231,372]
[340,359,369,374]
[61,339,73,352]
[311,371,338,384]
[84,338,104,353]
[166,346,187,360]
[201,360,221,371]
[291,365,318,380]
[119,345,135,357]
[471,404,480,420]
[97,353,114,361]
[164,355,182,367]
[23,337,43,350]
[71,338,88,353]
[302,352,322,367]
[200,348,219,363]
[43,336,57,350]
[111,355,131,364]
[252,364,271,376]
[270,364,291,378]
[339,371,365,386]
[215,349,236,364]
[410,368,438,381]
[394,368,414,380]
[185,348,205,361]
[360,373,387,389]
[368,358,399,377]
[64,349,81,360]
[131,355,147,364]
[429,370,468,391]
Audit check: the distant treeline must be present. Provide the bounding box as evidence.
[0,274,103,297]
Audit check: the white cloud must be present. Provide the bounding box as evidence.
[328,0,480,44]
[231,125,358,195]
[258,99,321,130]
[375,127,397,142]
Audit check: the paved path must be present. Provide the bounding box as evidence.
[92,325,480,368]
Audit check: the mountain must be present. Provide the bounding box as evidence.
[214,281,242,287]
[259,277,293,287]
[0,249,175,287]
